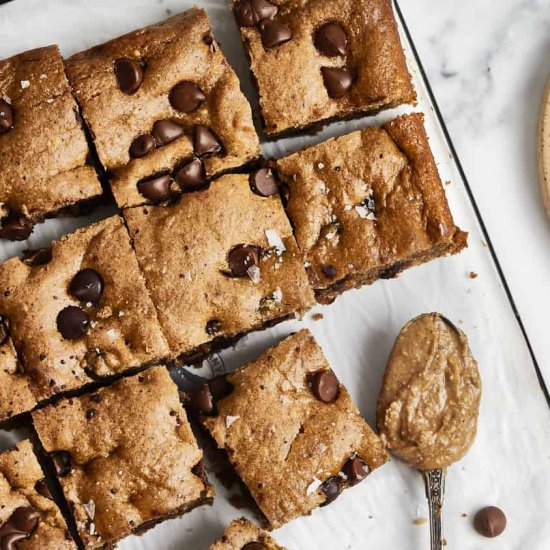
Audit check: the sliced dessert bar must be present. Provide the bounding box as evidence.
[32,368,213,549]
[65,8,260,208]
[276,113,468,304]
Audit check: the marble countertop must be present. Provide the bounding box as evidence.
[400,0,550,386]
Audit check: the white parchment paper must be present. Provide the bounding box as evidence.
[1,1,550,549]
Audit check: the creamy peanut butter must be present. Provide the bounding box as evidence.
[377,313,481,470]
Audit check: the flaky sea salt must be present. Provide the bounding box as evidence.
[265,229,286,254]
[306,477,322,496]
[272,288,283,302]
[21,80,30,89]
[247,266,261,284]
[226,415,240,428]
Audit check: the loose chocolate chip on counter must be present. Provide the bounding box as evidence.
[260,19,292,48]
[129,134,156,158]
[0,213,33,241]
[114,58,144,94]
[473,507,507,538]
[137,174,174,203]
[194,125,223,156]
[314,22,348,57]
[309,370,340,403]
[169,81,206,113]
[228,244,260,277]
[152,119,185,146]
[52,451,73,477]
[176,159,206,191]
[22,247,52,266]
[188,383,215,415]
[0,98,14,134]
[69,268,104,304]
[234,0,278,27]
[321,264,337,279]
[321,67,354,98]
[343,456,370,485]
[320,476,342,505]
[206,319,222,336]
[249,168,279,197]
[242,543,267,550]
[35,479,53,500]
[56,306,89,340]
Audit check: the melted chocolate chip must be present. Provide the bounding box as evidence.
[0,98,14,135]
[176,159,206,190]
[188,383,214,415]
[309,370,340,403]
[234,0,278,27]
[22,247,52,266]
[343,456,370,485]
[52,451,73,477]
[474,507,507,538]
[314,22,348,57]
[0,506,41,550]
[194,125,222,156]
[169,81,206,113]
[56,306,89,340]
[249,168,279,197]
[35,479,53,500]
[137,174,173,203]
[69,268,104,304]
[260,19,292,48]
[242,543,267,550]
[114,58,144,94]
[320,476,342,505]
[321,67,354,98]
[1,533,29,550]
[152,119,185,146]
[0,213,33,241]
[228,245,260,277]
[321,264,337,279]
[129,134,156,158]
[206,319,222,336]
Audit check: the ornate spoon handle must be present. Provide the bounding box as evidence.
[423,469,446,550]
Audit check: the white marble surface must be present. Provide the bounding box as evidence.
[400,0,550,385]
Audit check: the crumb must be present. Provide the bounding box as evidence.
[461,513,468,518]
[469,271,478,279]
[413,517,428,526]
[311,313,324,322]
[444,180,451,186]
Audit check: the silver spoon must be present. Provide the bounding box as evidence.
[423,469,446,550]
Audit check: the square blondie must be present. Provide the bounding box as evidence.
[276,113,468,304]
[65,8,260,209]
[232,0,415,136]
[210,518,286,549]
[0,439,76,549]
[125,173,314,361]
[0,216,169,404]
[32,368,213,549]
[198,329,388,529]
[0,45,102,240]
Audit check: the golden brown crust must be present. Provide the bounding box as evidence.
[124,174,314,358]
[210,518,286,549]
[202,329,388,529]
[0,440,76,549]
[0,45,101,224]
[32,368,213,549]
[0,216,170,403]
[234,0,416,135]
[276,113,467,303]
[65,9,260,208]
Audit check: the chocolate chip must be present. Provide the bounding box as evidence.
[249,168,279,197]
[129,134,156,158]
[35,480,53,500]
[176,159,206,191]
[0,213,33,241]
[152,119,185,146]
[234,0,278,27]
[0,98,14,135]
[228,244,260,277]
[86,408,97,420]
[56,306,89,340]
[321,67,354,98]
[309,370,340,403]
[203,32,214,46]
[343,456,370,485]
[474,507,507,538]
[9,507,40,534]
[114,58,144,94]
[188,383,214,415]
[320,476,342,505]
[22,247,52,266]
[194,125,222,156]
[242,544,267,550]
[137,174,173,203]
[169,81,206,113]
[314,22,348,57]
[1,533,29,550]
[52,451,73,477]
[321,264,337,279]
[90,393,103,403]
[260,19,292,48]
[69,268,104,304]
[206,319,222,336]
[208,377,234,400]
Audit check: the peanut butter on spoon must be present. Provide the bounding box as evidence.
[377,313,482,549]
